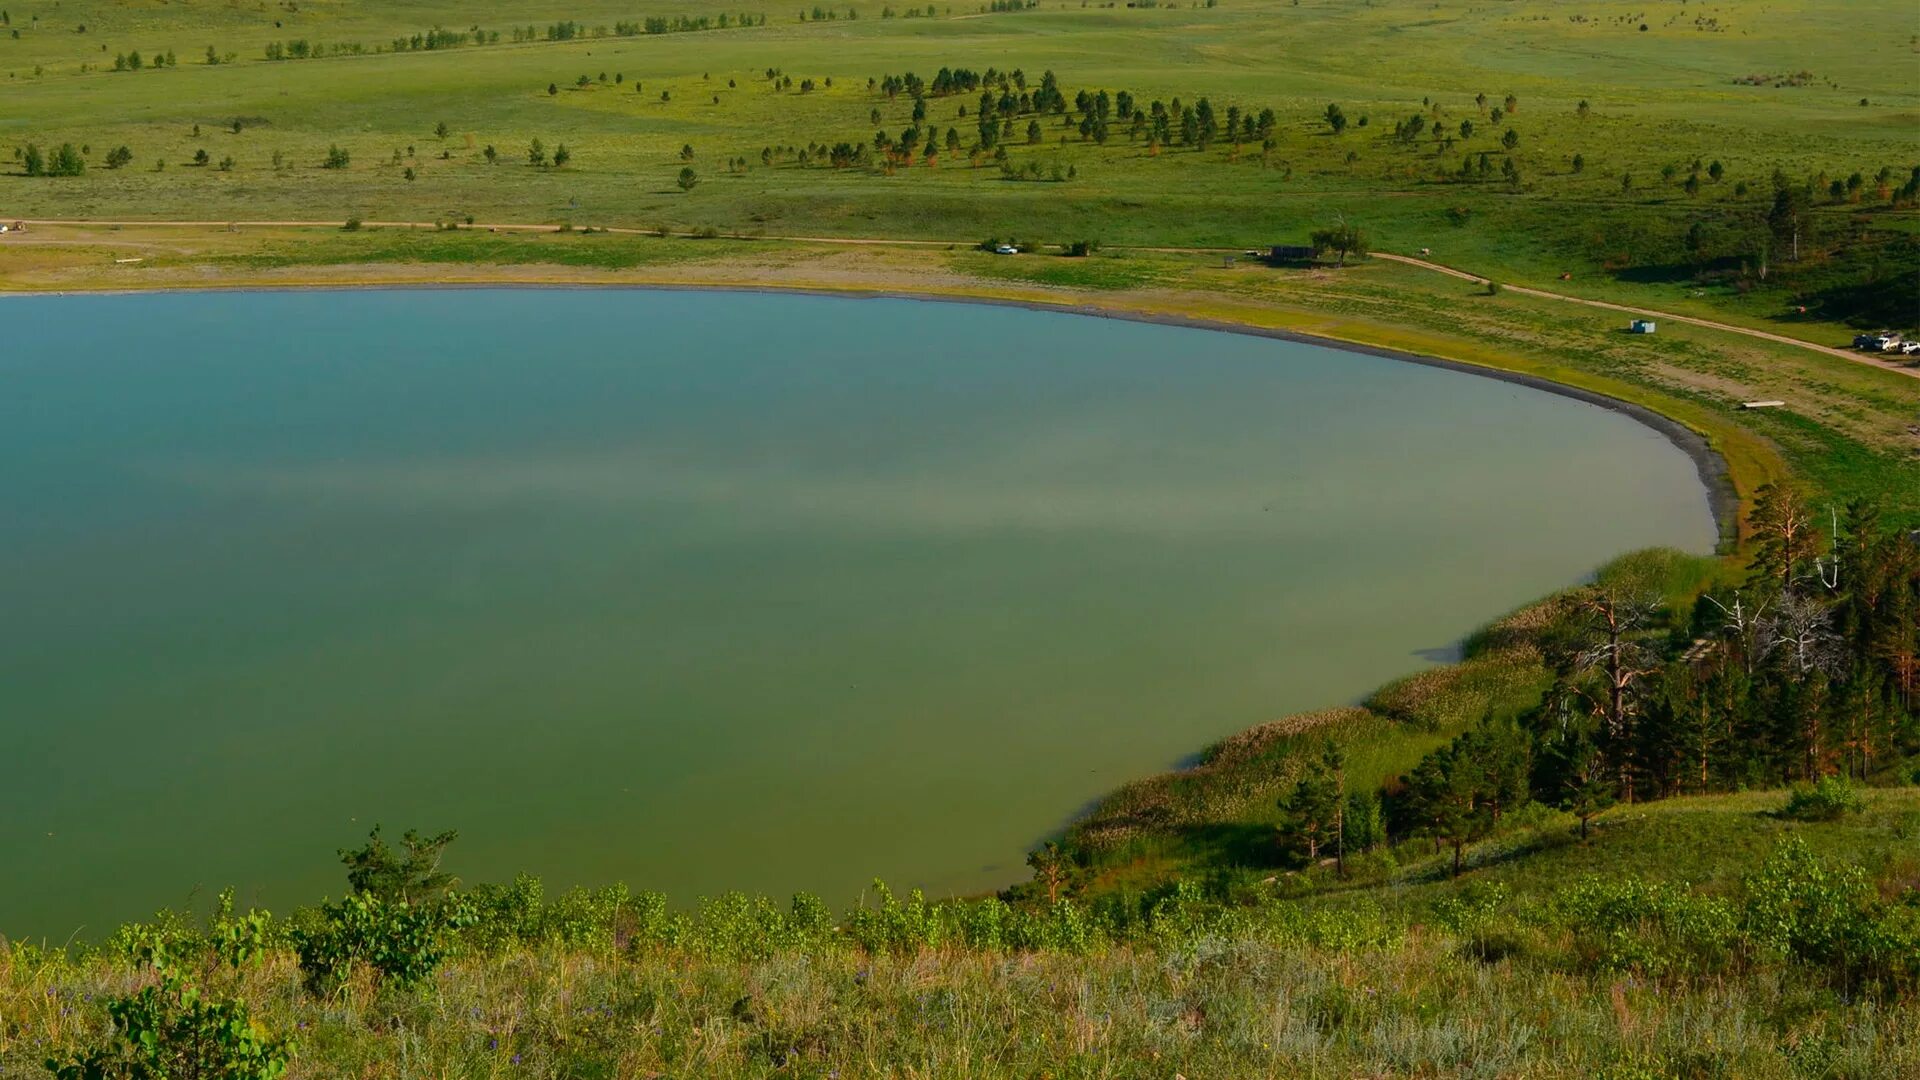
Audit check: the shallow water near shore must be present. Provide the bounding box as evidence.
[0,288,1715,938]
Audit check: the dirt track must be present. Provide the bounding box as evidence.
[8,217,1916,381]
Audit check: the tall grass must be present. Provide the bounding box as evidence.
[8,813,1916,1079]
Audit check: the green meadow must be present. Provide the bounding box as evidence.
[4,0,1917,330]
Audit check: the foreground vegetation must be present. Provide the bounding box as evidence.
[4,788,1916,1079]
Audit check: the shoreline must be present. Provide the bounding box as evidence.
[0,274,1739,538]
[0,265,1748,927]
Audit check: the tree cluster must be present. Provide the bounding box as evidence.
[20,142,83,176]
[1416,489,1914,868]
[1274,488,1919,876]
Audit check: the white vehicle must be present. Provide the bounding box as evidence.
[1900,341,1920,356]
[992,244,1018,255]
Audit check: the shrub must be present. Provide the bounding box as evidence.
[1742,837,1914,989]
[1433,881,1510,956]
[846,880,944,954]
[49,930,291,1080]
[1557,877,1739,976]
[1781,776,1864,822]
[290,891,473,994]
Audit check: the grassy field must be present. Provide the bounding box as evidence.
[3,0,1917,336]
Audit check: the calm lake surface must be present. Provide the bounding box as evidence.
[0,289,1715,937]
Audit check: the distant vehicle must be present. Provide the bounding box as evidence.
[1853,333,1879,349]
[1900,341,1920,355]
[1629,319,1656,334]
[1858,332,1902,351]
[992,244,1018,255]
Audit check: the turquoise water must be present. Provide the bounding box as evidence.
[0,289,1715,938]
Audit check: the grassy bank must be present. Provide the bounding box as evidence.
[4,787,1915,1078]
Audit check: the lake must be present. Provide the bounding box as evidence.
[0,288,1716,938]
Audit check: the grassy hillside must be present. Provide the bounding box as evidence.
[4,0,1917,335]
[4,788,1914,1078]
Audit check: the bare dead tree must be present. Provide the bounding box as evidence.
[1704,590,1772,675]
[1756,591,1843,681]
[1756,590,1845,778]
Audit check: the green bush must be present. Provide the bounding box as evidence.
[290,892,472,994]
[1781,776,1865,822]
[1742,838,1914,990]
[1556,877,1738,976]
[48,931,290,1080]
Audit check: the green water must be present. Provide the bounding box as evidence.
[0,288,1715,938]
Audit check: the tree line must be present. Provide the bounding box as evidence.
[1273,487,1919,876]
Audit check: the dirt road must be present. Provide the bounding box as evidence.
[8,217,1915,381]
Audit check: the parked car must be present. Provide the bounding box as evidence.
[1899,341,1920,355]
[1857,332,1901,351]
[992,244,1018,255]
